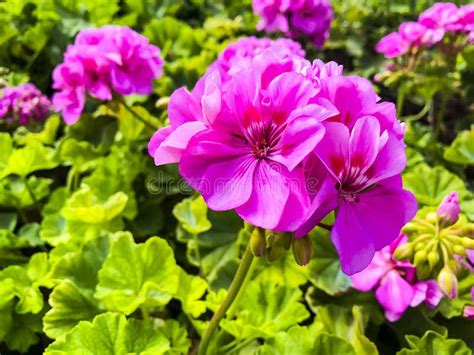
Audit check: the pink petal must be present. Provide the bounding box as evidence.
[180,130,255,211]
[168,87,202,126]
[350,252,391,292]
[153,121,207,165]
[349,116,381,175]
[236,161,290,230]
[376,270,414,320]
[315,122,350,181]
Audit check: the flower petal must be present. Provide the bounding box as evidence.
[376,270,414,321]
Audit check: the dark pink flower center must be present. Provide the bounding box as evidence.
[243,106,286,159]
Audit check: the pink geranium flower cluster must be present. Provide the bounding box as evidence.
[149,37,417,274]
[351,235,443,322]
[252,0,333,47]
[376,2,474,58]
[0,83,51,125]
[52,26,163,125]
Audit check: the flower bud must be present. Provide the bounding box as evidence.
[453,245,466,256]
[292,235,313,266]
[461,237,474,250]
[437,191,461,227]
[394,243,414,261]
[438,266,458,299]
[414,250,427,267]
[266,231,291,262]
[427,250,440,269]
[250,227,266,257]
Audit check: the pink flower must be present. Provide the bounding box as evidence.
[419,2,460,32]
[178,69,335,231]
[52,26,163,125]
[464,287,474,319]
[296,115,417,274]
[0,83,51,125]
[252,0,333,47]
[149,37,309,166]
[207,36,305,83]
[375,32,410,58]
[398,22,438,46]
[437,191,461,226]
[351,235,443,322]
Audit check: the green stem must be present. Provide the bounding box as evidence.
[66,167,77,192]
[396,86,405,118]
[401,100,431,122]
[198,243,255,355]
[119,99,158,130]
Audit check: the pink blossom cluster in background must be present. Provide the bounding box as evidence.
[52,26,164,125]
[376,2,474,58]
[252,0,333,47]
[0,83,51,126]
[149,37,417,275]
[351,234,443,322]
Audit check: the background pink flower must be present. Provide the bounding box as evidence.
[52,26,163,125]
[351,235,443,322]
[0,83,51,125]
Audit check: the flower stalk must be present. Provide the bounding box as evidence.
[198,242,255,355]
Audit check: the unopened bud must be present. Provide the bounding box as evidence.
[427,251,440,269]
[394,243,414,261]
[426,212,438,224]
[437,191,461,227]
[461,237,474,249]
[453,245,466,256]
[292,235,313,266]
[250,227,266,257]
[438,266,458,299]
[414,250,427,267]
[266,231,292,262]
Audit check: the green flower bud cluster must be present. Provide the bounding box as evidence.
[396,206,474,297]
[249,226,313,266]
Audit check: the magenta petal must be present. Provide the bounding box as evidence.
[180,131,255,211]
[315,122,350,180]
[376,270,414,320]
[410,282,428,307]
[332,183,416,274]
[201,71,222,124]
[423,280,444,309]
[274,165,311,231]
[236,161,290,230]
[168,87,202,126]
[148,125,173,157]
[350,252,391,292]
[331,201,376,275]
[272,106,326,171]
[349,116,381,174]
[267,72,315,117]
[153,121,207,165]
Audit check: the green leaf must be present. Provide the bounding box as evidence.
[59,138,102,173]
[43,280,101,339]
[257,325,317,355]
[256,252,309,288]
[156,319,191,355]
[444,128,474,165]
[313,333,356,355]
[403,164,469,205]
[307,229,351,295]
[173,196,212,235]
[45,312,170,355]
[63,185,128,224]
[397,331,471,355]
[96,233,180,315]
[311,304,379,355]
[174,268,207,318]
[220,278,309,341]
[2,311,43,353]
[2,140,59,178]
[44,236,111,338]
[0,132,13,170]
[14,115,61,146]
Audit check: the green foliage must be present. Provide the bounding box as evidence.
[0,0,473,353]
[397,331,472,355]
